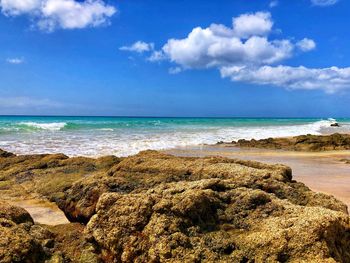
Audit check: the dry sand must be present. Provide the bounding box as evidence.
[7,199,69,225]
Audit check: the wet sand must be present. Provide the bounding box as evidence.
[165,146,350,208]
[8,199,69,225]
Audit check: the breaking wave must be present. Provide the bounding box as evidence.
[0,117,349,157]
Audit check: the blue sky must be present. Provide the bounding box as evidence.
[0,0,350,117]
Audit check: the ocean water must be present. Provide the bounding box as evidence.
[0,116,349,157]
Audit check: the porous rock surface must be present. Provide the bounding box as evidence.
[1,149,350,262]
[58,151,350,262]
[87,180,350,262]
[228,133,350,151]
[0,202,43,263]
[0,201,101,263]
[0,149,120,202]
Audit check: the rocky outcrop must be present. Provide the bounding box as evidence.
[0,151,120,202]
[228,133,350,151]
[87,180,350,262]
[0,202,101,263]
[0,202,45,263]
[1,149,350,262]
[57,151,347,224]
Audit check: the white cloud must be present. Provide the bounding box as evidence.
[232,12,273,39]
[0,0,116,31]
[120,41,154,53]
[311,0,338,6]
[0,0,41,15]
[157,12,298,69]
[220,65,350,93]
[125,11,349,92]
[6,58,24,64]
[297,38,316,52]
[269,0,279,8]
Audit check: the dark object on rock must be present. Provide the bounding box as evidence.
[231,133,350,151]
[0,149,15,158]
[331,123,340,127]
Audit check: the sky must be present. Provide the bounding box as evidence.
[0,0,350,117]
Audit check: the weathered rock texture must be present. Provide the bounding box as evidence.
[227,133,350,151]
[1,148,350,262]
[0,202,43,263]
[0,201,101,263]
[0,149,120,202]
[55,150,350,262]
[87,181,350,262]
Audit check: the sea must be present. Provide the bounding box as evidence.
[0,116,349,157]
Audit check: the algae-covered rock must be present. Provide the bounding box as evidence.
[86,179,350,262]
[0,202,101,263]
[230,133,350,151]
[0,149,14,158]
[0,203,45,263]
[58,150,346,223]
[1,148,350,262]
[0,150,121,202]
[46,223,101,263]
[0,201,34,224]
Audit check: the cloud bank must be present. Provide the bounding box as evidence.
[122,11,349,93]
[0,0,116,31]
[220,65,350,93]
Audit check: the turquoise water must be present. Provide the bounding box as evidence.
[0,116,349,156]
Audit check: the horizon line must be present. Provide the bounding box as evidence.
[0,115,347,119]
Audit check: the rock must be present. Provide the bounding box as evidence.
[331,122,340,127]
[46,253,64,263]
[0,150,121,202]
[0,203,46,263]
[0,202,34,224]
[230,133,350,151]
[1,149,350,262]
[87,179,350,262]
[0,149,15,158]
[0,202,101,262]
[57,150,347,224]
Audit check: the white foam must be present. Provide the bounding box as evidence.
[19,122,67,131]
[1,119,349,157]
